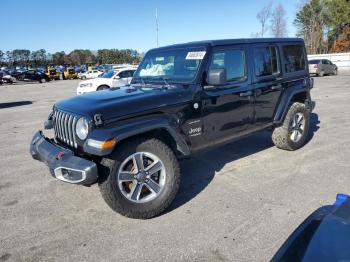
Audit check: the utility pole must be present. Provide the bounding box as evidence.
[156,8,159,47]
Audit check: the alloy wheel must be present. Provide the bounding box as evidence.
[117,152,166,203]
[290,112,305,142]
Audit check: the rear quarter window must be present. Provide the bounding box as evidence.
[282,44,306,73]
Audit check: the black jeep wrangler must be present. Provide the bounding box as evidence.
[30,38,314,219]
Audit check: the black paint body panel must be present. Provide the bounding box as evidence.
[52,38,312,157]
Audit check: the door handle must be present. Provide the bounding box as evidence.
[239,90,253,97]
[271,84,282,90]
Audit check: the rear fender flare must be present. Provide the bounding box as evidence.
[274,84,310,124]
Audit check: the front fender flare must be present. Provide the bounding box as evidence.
[86,116,190,157]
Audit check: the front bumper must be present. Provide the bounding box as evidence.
[30,131,98,185]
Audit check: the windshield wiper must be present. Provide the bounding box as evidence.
[152,76,171,88]
[133,77,146,87]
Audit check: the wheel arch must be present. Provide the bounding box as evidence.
[97,84,110,90]
[274,86,310,124]
[87,116,191,158]
[116,127,188,158]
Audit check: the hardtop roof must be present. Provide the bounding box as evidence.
[151,38,304,51]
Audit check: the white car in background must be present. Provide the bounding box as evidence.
[76,67,137,95]
[78,70,103,80]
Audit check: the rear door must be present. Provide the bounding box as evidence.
[325,60,333,74]
[321,60,328,74]
[250,44,283,127]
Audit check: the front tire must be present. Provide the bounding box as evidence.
[97,85,110,91]
[272,102,310,151]
[98,137,180,219]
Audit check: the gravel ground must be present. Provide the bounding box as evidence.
[0,72,350,262]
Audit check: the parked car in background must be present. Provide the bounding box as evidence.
[112,64,137,72]
[64,67,78,79]
[0,70,16,84]
[308,59,338,77]
[77,69,103,80]
[76,67,136,95]
[74,65,86,73]
[46,68,60,80]
[17,70,51,83]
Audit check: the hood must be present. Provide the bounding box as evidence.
[55,85,193,121]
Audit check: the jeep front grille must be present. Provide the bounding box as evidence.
[53,109,78,148]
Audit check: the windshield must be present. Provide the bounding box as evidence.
[134,47,206,82]
[101,71,115,78]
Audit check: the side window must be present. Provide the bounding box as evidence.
[118,71,126,78]
[253,46,279,77]
[126,70,134,77]
[282,44,306,73]
[209,49,246,82]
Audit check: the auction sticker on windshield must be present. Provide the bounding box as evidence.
[186,51,206,60]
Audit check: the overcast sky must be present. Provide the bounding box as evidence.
[1,0,300,53]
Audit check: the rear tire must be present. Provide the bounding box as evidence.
[40,78,46,83]
[272,102,310,151]
[98,137,180,219]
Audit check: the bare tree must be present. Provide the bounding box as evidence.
[270,3,287,37]
[257,2,273,37]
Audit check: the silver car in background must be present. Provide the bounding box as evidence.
[308,59,338,77]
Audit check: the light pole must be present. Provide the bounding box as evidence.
[156,8,159,47]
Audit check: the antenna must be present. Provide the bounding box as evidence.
[156,8,159,47]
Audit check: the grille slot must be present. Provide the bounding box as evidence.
[53,109,78,148]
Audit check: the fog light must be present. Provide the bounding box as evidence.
[54,167,85,183]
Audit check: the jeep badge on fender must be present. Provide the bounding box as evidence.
[30,38,315,219]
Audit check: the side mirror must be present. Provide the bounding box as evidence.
[114,75,120,79]
[206,69,227,87]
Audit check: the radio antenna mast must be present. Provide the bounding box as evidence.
[156,8,159,47]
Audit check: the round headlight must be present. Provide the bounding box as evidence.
[76,117,89,140]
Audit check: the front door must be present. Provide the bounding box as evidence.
[250,44,283,127]
[112,70,129,87]
[201,46,254,146]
